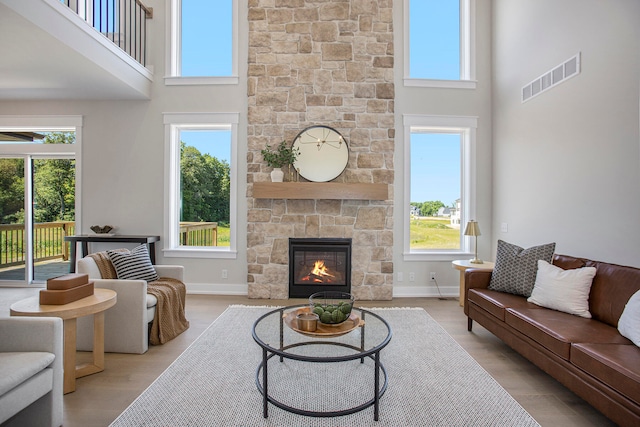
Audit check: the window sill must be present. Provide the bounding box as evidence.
[403,251,474,262]
[404,78,477,89]
[163,248,237,259]
[164,76,239,86]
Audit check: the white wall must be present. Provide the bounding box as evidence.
[492,0,640,267]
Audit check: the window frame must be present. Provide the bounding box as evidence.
[163,112,238,259]
[165,0,239,85]
[403,0,476,89]
[403,114,477,261]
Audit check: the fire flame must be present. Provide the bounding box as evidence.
[311,260,335,278]
[300,260,336,283]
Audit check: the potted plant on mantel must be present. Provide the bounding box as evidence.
[260,141,300,182]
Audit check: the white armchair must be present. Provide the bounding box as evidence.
[76,257,184,354]
[0,317,63,427]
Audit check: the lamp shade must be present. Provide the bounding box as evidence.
[464,220,481,237]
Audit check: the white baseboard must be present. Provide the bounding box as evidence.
[186,282,248,295]
[184,283,460,299]
[392,285,459,299]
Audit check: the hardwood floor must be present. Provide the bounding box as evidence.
[1,291,615,427]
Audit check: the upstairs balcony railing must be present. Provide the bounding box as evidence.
[61,0,152,66]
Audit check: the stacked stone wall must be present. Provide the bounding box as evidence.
[247,0,395,300]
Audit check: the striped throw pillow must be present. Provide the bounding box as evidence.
[107,245,159,282]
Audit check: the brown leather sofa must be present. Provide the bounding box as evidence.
[464,254,640,427]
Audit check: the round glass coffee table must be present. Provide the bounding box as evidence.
[252,304,392,421]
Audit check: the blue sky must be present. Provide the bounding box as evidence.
[180,1,461,204]
[410,133,460,206]
[181,1,232,76]
[180,130,230,163]
[409,0,460,80]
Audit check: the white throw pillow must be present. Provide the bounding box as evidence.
[527,260,596,318]
[618,290,640,347]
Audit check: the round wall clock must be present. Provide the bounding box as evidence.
[292,125,349,182]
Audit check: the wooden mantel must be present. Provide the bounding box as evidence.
[252,182,388,200]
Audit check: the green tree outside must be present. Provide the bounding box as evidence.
[0,132,76,224]
[180,142,231,226]
[0,158,25,224]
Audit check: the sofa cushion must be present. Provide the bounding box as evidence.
[571,343,640,404]
[146,294,158,323]
[527,260,596,318]
[505,308,630,359]
[107,245,159,282]
[488,240,556,297]
[587,260,640,327]
[468,288,542,322]
[618,290,640,347]
[0,352,55,395]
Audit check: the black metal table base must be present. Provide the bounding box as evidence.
[255,344,388,420]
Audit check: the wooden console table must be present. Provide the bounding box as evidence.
[64,235,160,273]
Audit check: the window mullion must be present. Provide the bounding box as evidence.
[24,156,34,283]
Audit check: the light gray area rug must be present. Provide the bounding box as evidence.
[111,306,539,426]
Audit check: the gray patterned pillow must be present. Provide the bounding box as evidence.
[488,240,556,297]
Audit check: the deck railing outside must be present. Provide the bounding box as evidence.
[180,222,218,247]
[0,221,218,270]
[61,0,152,66]
[0,222,75,268]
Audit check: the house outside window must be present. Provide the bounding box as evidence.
[404,0,476,88]
[163,113,238,259]
[166,0,238,85]
[403,115,477,261]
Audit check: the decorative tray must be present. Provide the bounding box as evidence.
[283,307,363,338]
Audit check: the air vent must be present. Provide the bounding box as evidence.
[522,53,581,103]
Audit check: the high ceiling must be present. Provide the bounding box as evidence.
[0,0,152,101]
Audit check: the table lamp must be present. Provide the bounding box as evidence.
[464,220,483,264]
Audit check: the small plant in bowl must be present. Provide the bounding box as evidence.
[309,291,354,325]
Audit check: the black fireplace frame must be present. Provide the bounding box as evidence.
[288,238,352,298]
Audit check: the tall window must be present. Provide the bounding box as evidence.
[0,116,81,284]
[167,0,237,84]
[403,115,477,260]
[164,113,238,259]
[405,0,475,88]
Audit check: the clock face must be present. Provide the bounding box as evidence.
[292,126,349,182]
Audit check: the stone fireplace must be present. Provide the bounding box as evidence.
[246,0,395,300]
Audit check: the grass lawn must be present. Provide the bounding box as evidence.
[217,225,230,246]
[410,217,460,249]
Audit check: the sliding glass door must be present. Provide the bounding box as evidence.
[0,129,78,285]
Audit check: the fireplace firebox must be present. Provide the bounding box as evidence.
[288,238,352,298]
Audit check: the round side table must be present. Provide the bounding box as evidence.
[10,288,117,393]
[452,260,494,308]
